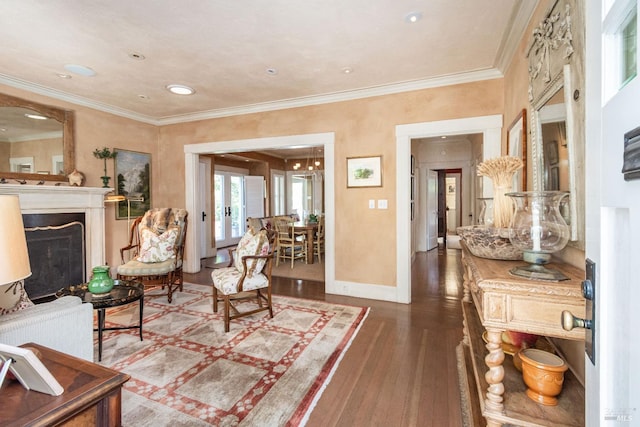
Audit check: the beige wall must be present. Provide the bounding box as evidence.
[0,77,503,286]
[158,80,503,286]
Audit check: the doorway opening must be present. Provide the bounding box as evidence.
[435,168,462,248]
[183,133,335,294]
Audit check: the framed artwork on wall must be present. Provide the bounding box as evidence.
[347,155,382,188]
[507,109,527,191]
[114,149,151,219]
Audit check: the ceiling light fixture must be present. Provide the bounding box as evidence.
[56,73,72,79]
[405,12,423,24]
[138,94,150,100]
[129,52,146,60]
[342,67,353,74]
[64,64,96,77]
[266,68,278,75]
[25,113,47,120]
[166,84,195,95]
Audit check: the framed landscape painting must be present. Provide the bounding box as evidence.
[347,155,382,188]
[114,149,151,219]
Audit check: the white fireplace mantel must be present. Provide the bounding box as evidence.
[0,185,112,280]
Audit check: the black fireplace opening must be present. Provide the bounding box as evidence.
[23,213,86,303]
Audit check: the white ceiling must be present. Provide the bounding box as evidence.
[0,1,537,126]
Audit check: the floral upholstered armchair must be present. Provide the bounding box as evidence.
[211,227,276,332]
[117,208,188,303]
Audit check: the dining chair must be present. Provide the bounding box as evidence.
[313,215,325,263]
[274,217,306,268]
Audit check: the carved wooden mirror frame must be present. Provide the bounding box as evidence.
[528,0,585,249]
[0,92,75,183]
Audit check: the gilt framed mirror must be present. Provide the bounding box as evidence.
[0,93,75,183]
[528,0,585,249]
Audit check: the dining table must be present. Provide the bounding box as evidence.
[292,221,319,264]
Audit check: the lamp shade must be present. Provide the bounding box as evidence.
[0,195,32,285]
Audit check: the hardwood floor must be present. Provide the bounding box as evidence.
[185,245,465,426]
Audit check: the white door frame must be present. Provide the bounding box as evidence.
[184,133,335,291]
[396,115,502,303]
[198,157,214,258]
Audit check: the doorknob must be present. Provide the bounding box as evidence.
[561,259,596,364]
[202,211,206,221]
[561,310,592,330]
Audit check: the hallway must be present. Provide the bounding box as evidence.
[185,246,465,426]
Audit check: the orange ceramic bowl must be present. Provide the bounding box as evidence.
[519,348,568,406]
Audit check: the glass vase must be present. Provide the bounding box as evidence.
[506,191,570,280]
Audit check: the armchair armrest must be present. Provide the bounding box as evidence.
[236,254,274,293]
[120,243,140,263]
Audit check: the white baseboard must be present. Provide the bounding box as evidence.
[326,280,408,303]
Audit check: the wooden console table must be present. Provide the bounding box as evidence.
[459,242,586,427]
[0,343,129,427]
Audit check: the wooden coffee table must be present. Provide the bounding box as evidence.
[56,280,144,361]
[0,343,129,427]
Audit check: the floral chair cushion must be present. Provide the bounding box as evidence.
[0,280,34,316]
[233,228,270,276]
[136,225,180,263]
[211,267,269,295]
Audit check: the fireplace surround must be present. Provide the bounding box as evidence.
[0,185,111,298]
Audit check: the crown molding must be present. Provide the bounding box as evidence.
[0,74,159,125]
[495,0,540,73]
[1,68,503,127]
[157,69,503,125]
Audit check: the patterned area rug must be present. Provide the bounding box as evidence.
[96,283,368,426]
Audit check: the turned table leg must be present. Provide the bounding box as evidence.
[484,328,505,418]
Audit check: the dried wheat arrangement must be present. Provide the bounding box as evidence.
[477,156,524,228]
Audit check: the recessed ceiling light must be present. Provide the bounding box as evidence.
[405,12,423,24]
[64,64,96,77]
[166,84,195,95]
[56,73,72,79]
[129,52,146,60]
[266,68,278,75]
[138,94,150,100]
[25,113,47,120]
[441,136,447,139]
[342,67,353,74]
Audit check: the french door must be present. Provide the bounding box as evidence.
[214,172,244,248]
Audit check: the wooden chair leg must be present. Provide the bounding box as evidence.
[223,295,230,332]
[212,286,219,313]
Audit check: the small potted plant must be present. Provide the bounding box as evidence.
[93,147,117,188]
[308,214,318,223]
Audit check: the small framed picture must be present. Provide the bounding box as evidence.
[347,155,382,188]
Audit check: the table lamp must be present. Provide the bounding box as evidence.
[0,195,32,287]
[0,195,32,387]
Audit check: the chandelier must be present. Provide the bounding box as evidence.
[293,148,323,178]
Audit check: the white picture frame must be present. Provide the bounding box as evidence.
[0,343,63,396]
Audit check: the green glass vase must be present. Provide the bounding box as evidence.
[88,266,114,295]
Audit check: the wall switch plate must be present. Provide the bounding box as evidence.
[377,199,388,209]
[369,199,375,209]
